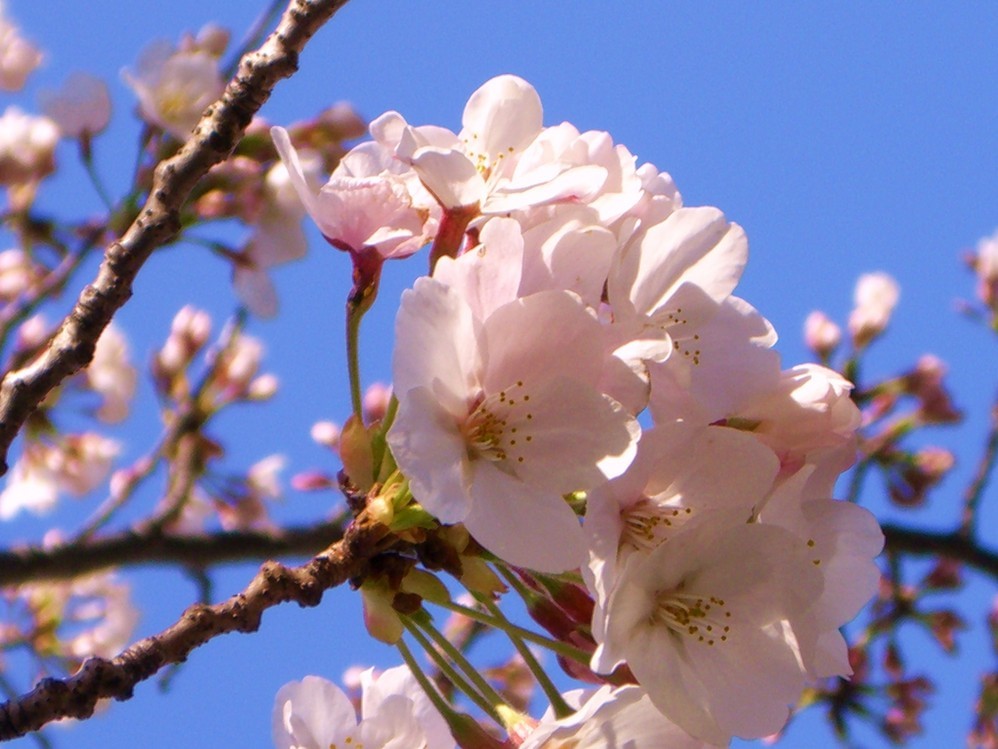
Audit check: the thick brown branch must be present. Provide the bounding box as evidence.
[883,523,998,579]
[0,0,352,475]
[0,509,390,740]
[0,519,347,587]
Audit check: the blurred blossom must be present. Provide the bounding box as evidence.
[64,574,139,659]
[973,227,998,308]
[233,155,320,317]
[362,382,392,423]
[803,310,841,358]
[217,333,263,390]
[0,105,58,208]
[310,420,341,448]
[40,72,112,138]
[156,305,212,377]
[0,247,40,301]
[248,454,286,500]
[247,372,279,400]
[848,271,899,347]
[85,323,137,423]
[122,32,225,140]
[0,8,41,91]
[15,311,49,348]
[0,433,119,519]
[903,354,962,424]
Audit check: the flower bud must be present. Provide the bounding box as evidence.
[803,310,841,358]
[848,271,899,347]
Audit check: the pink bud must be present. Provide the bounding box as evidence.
[803,310,841,357]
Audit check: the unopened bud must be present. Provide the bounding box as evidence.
[803,310,841,358]
[247,373,279,400]
[310,420,341,448]
[848,272,899,347]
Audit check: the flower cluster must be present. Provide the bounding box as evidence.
[273,75,885,748]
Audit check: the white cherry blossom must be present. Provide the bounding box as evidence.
[388,277,639,572]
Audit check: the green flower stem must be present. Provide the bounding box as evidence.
[345,253,384,420]
[403,616,503,725]
[437,599,591,665]
[395,638,468,731]
[477,594,573,719]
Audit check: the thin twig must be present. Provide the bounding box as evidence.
[882,523,998,579]
[0,517,348,587]
[0,0,353,475]
[0,507,391,740]
[959,394,998,538]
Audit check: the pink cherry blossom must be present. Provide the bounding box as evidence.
[272,667,453,749]
[387,277,639,572]
[592,512,823,745]
[519,685,716,749]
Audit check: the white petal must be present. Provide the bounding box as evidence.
[465,462,587,572]
[393,277,480,413]
[387,386,473,524]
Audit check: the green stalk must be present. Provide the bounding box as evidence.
[437,599,590,665]
[477,594,573,719]
[403,616,503,724]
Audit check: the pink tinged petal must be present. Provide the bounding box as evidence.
[369,110,408,149]
[484,164,608,214]
[362,665,454,749]
[800,499,884,627]
[609,206,747,319]
[433,216,523,320]
[360,694,426,749]
[270,126,324,230]
[520,209,616,307]
[232,265,277,318]
[409,147,485,209]
[387,386,472,524]
[461,74,543,164]
[272,676,357,749]
[647,423,779,512]
[480,290,604,392]
[464,462,586,572]
[480,375,638,492]
[392,277,481,412]
[810,629,852,679]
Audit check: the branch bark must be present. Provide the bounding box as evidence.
[883,522,998,579]
[0,519,347,587]
[0,508,390,740]
[0,0,353,475]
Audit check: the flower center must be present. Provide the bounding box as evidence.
[651,588,732,647]
[620,498,694,552]
[461,380,535,470]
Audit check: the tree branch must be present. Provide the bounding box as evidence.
[0,508,391,740]
[882,522,998,579]
[0,0,353,475]
[0,519,348,587]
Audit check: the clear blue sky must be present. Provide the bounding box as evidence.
[1,2,996,747]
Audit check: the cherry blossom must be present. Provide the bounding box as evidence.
[0,9,41,92]
[591,511,823,745]
[272,667,453,749]
[848,271,900,346]
[122,37,224,140]
[39,72,112,138]
[518,685,717,749]
[388,277,639,572]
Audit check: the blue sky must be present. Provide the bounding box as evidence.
[1,2,996,747]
